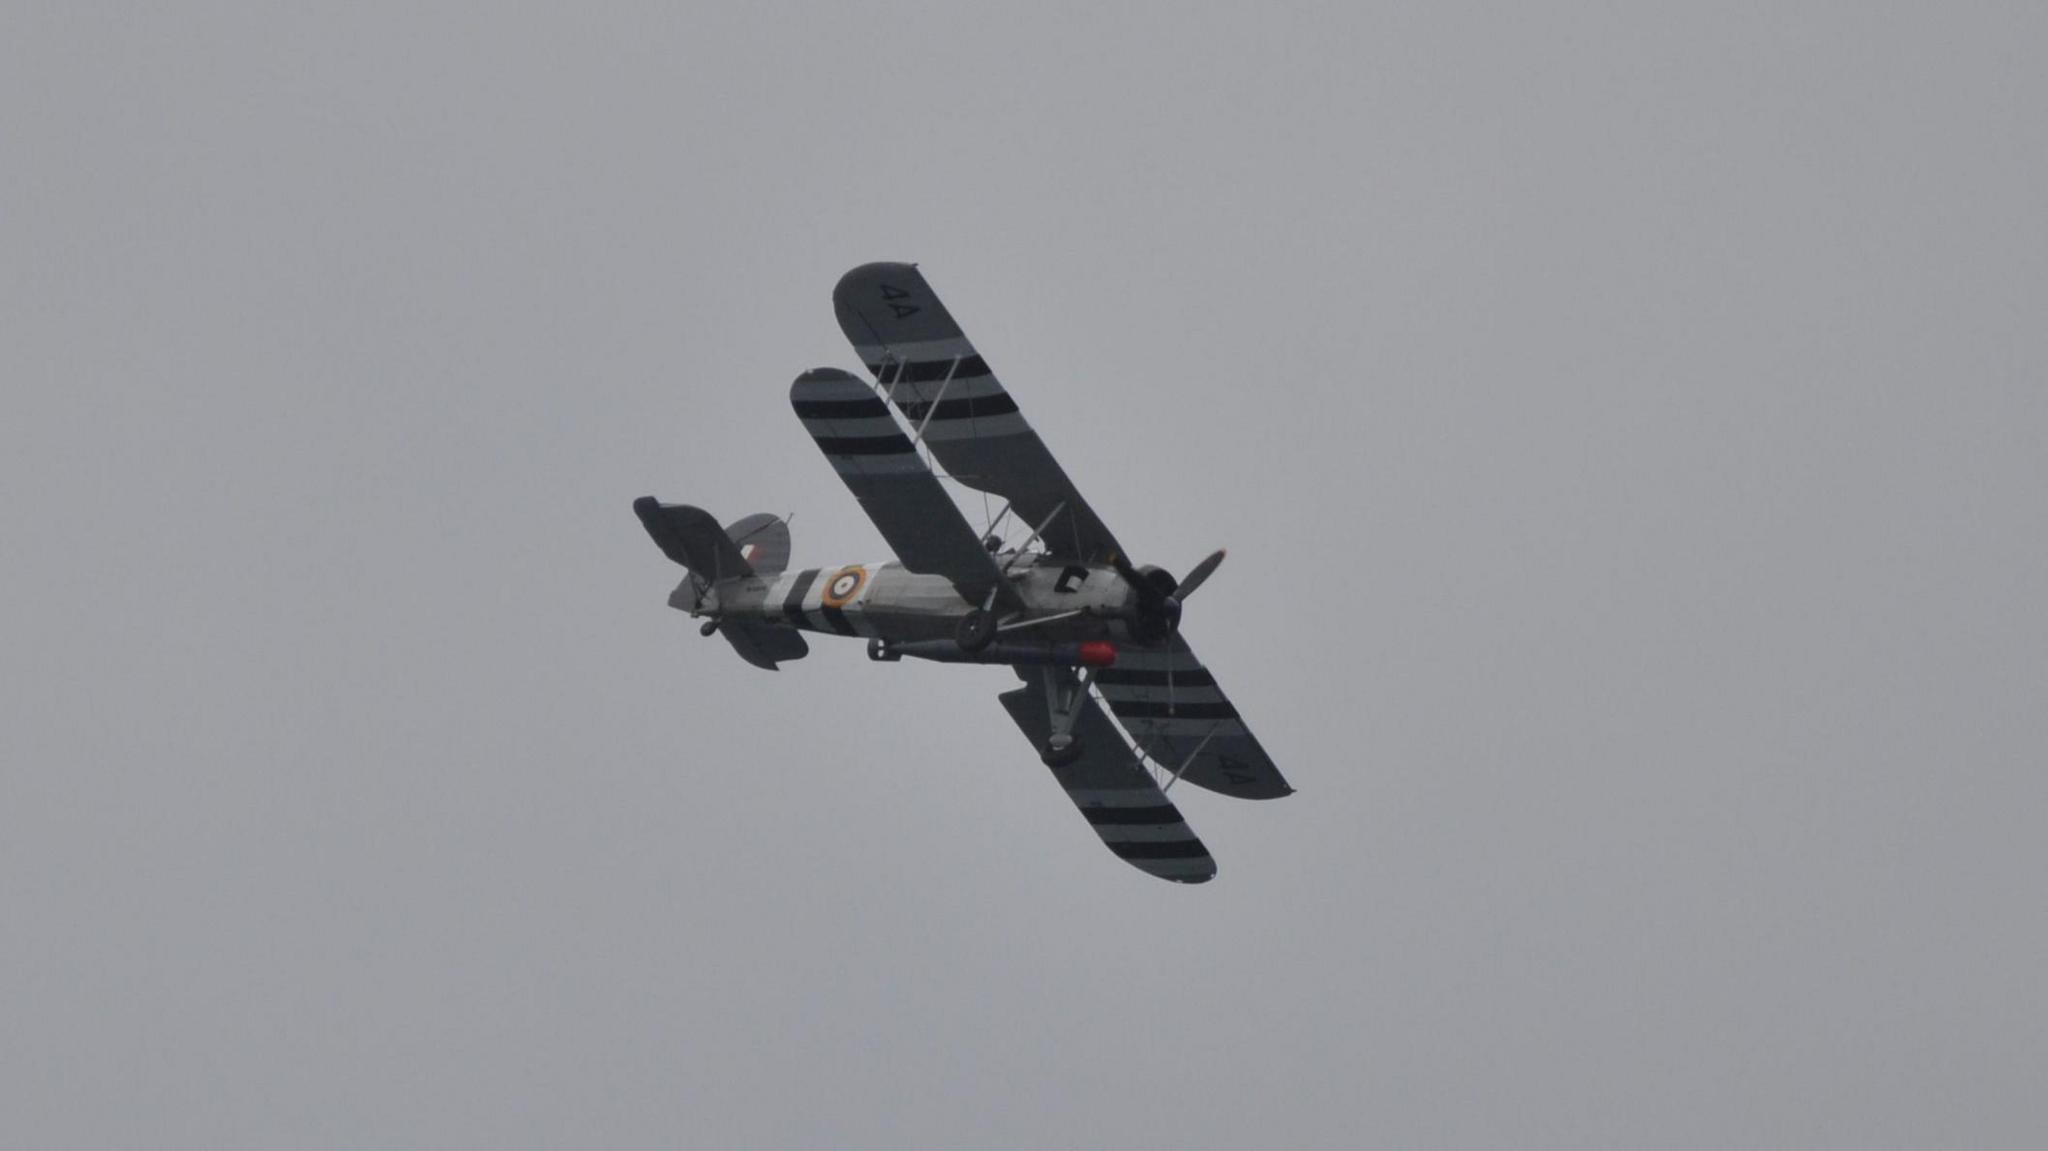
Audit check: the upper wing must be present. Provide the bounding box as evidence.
[998,671,1216,883]
[1092,635,1294,800]
[833,263,1123,564]
[789,368,1012,606]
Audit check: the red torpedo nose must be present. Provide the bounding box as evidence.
[1077,641,1118,668]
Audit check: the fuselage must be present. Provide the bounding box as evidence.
[674,551,1139,647]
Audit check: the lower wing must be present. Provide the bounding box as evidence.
[1091,636,1294,800]
[997,671,1216,884]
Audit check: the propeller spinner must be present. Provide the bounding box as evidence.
[1110,547,1226,644]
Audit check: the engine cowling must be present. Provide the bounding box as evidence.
[1127,564,1183,643]
[1110,546,1225,648]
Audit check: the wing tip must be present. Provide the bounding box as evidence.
[833,261,919,308]
[789,366,873,404]
[1113,846,1219,885]
[833,262,960,349]
[836,259,917,284]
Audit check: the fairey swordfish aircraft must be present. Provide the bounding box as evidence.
[635,263,1292,882]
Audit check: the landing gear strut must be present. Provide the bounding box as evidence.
[1038,664,1089,768]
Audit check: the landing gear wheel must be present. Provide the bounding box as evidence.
[956,609,997,653]
[1040,738,1083,768]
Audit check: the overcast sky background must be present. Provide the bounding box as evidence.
[5,3,2044,1147]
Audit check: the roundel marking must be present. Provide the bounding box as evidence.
[820,565,867,609]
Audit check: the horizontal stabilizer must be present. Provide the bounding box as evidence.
[720,621,809,670]
[634,498,755,582]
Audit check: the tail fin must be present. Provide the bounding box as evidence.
[721,513,790,575]
[633,498,754,582]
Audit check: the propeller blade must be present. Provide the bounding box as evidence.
[1174,548,1227,600]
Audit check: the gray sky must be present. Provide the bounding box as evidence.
[5,3,2044,1146]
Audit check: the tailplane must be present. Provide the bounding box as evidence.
[633,498,755,581]
[634,497,807,670]
[717,621,810,671]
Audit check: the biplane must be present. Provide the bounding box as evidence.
[635,264,1292,882]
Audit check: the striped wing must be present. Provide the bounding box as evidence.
[998,673,1216,883]
[1093,636,1294,800]
[833,263,1124,565]
[790,368,1011,606]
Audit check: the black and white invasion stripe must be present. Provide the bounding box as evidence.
[860,343,1034,443]
[791,369,925,475]
[1065,787,1215,882]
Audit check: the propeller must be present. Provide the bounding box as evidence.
[1175,548,1227,600]
[1109,547,1226,716]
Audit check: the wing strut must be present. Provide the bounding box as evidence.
[1161,726,1222,794]
[999,501,1066,577]
[910,356,962,448]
